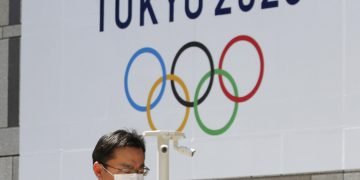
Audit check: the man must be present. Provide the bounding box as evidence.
[92,129,149,180]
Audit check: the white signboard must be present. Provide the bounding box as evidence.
[20,0,360,179]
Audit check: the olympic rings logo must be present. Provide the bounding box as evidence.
[124,35,264,135]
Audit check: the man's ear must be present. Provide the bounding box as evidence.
[93,161,102,178]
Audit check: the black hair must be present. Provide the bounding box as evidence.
[92,129,145,164]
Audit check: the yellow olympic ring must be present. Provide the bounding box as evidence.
[146,74,190,132]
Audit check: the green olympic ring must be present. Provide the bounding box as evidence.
[194,69,239,135]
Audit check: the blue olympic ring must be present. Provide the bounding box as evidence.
[124,47,167,112]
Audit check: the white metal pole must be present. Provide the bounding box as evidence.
[143,130,195,180]
[157,135,169,180]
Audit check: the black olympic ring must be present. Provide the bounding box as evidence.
[170,41,215,107]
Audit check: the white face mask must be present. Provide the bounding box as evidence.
[101,164,145,180]
[114,173,144,180]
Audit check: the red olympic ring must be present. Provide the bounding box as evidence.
[218,35,264,103]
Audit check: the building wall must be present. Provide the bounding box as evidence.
[0,0,360,179]
[0,0,20,180]
[207,171,360,180]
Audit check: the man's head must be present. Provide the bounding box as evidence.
[92,129,147,180]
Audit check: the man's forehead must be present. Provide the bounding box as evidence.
[109,147,145,167]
